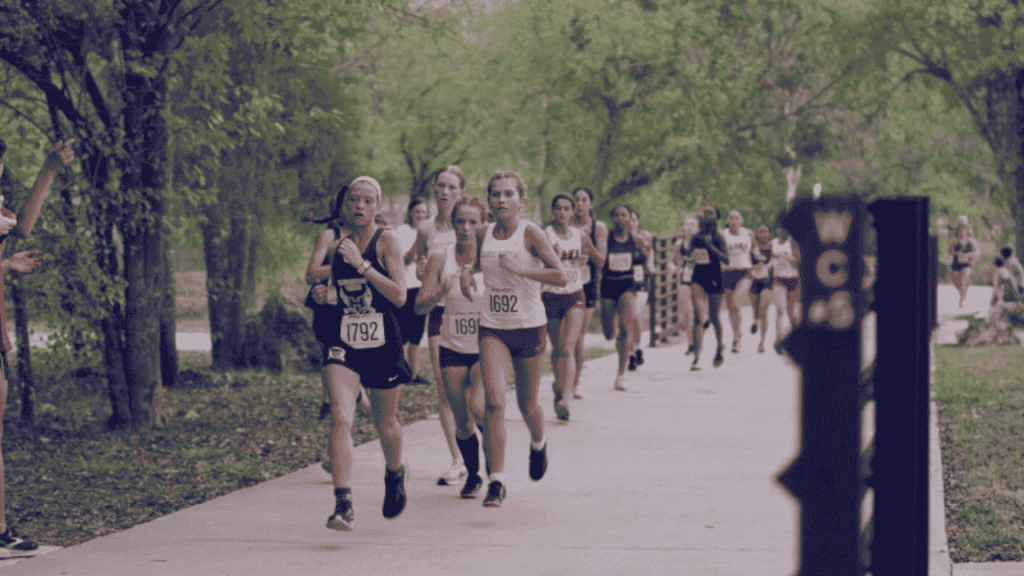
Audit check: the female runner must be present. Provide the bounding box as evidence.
[600,205,650,390]
[306,176,412,531]
[569,187,608,399]
[415,196,489,499]
[628,209,656,370]
[413,166,468,486]
[690,205,728,369]
[459,170,567,507]
[771,221,802,354]
[750,224,775,353]
[669,214,700,355]
[721,210,755,354]
[948,221,980,309]
[544,194,597,421]
[396,197,431,384]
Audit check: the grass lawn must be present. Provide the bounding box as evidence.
[934,344,1024,562]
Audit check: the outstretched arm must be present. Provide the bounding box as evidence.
[12,140,74,240]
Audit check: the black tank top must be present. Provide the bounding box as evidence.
[953,240,973,264]
[587,218,598,284]
[691,234,724,280]
[604,231,645,282]
[331,228,401,350]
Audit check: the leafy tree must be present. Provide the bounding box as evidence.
[857,0,1024,256]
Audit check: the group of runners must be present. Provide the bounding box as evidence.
[301,166,813,532]
[946,215,1024,309]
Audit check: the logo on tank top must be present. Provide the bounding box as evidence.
[337,278,376,314]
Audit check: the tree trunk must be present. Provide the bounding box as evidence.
[594,100,621,198]
[159,228,178,391]
[10,262,33,425]
[203,196,251,370]
[244,231,258,313]
[118,43,169,426]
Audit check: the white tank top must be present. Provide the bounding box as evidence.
[771,237,799,278]
[542,225,587,294]
[396,224,421,289]
[722,227,753,270]
[438,245,485,354]
[479,220,547,329]
[426,227,456,307]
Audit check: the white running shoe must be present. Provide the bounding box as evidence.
[614,375,626,391]
[437,460,468,486]
[573,384,586,399]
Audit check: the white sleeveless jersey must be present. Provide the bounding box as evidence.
[395,224,421,289]
[479,220,547,329]
[771,237,799,278]
[426,226,456,307]
[542,225,587,294]
[722,227,754,270]
[438,244,485,354]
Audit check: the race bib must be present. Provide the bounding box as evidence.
[580,264,592,285]
[693,248,710,265]
[488,287,519,316]
[341,312,385,349]
[565,268,579,284]
[448,311,479,337]
[632,265,644,283]
[609,252,632,272]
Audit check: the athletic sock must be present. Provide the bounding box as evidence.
[489,472,506,484]
[455,433,480,477]
[530,435,546,451]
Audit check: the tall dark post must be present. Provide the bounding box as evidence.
[869,198,930,576]
[776,197,866,575]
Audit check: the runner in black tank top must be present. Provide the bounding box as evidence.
[599,205,646,390]
[308,177,411,531]
[689,205,728,369]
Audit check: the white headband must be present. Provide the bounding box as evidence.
[350,176,382,199]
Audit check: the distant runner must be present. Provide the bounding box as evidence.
[568,187,607,400]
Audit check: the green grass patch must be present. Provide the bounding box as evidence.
[934,345,1024,562]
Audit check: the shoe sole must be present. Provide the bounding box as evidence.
[327,518,354,531]
[483,499,503,508]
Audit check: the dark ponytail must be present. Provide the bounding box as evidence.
[303,185,348,226]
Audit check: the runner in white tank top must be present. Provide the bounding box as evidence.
[721,210,756,354]
[542,195,594,422]
[415,196,490,500]
[770,225,802,355]
[412,166,468,488]
[459,171,567,508]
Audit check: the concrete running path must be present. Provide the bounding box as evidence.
[7,284,999,575]
[2,304,806,575]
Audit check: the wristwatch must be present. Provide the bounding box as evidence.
[358,260,372,274]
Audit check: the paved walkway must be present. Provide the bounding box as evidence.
[1,303,805,575]
[3,284,1009,575]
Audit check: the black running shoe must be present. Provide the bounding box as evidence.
[703,319,710,329]
[713,348,724,368]
[0,527,38,554]
[635,349,644,366]
[461,474,484,499]
[327,498,354,531]
[483,480,506,508]
[529,444,548,481]
[554,399,569,422]
[382,464,408,519]
[685,345,695,355]
[318,402,331,420]
[628,354,637,372]
[751,323,758,335]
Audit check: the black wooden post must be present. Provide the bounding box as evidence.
[776,197,866,575]
[868,198,930,576]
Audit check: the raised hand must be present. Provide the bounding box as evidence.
[7,250,45,274]
[42,139,75,173]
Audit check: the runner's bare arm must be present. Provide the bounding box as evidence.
[581,231,605,268]
[413,221,430,280]
[458,227,487,300]
[515,223,568,287]
[414,252,446,316]
[590,220,609,266]
[306,228,339,285]
[367,231,407,308]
